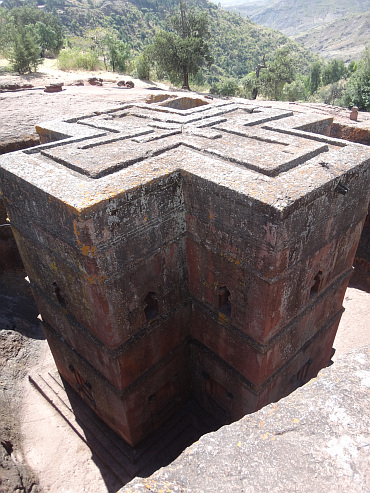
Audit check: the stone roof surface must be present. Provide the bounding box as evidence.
[1,97,369,218]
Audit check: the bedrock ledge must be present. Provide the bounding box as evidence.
[121,345,370,493]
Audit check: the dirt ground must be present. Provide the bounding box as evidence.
[0,58,369,493]
[0,58,182,148]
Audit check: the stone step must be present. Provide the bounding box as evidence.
[29,370,221,486]
[29,372,133,484]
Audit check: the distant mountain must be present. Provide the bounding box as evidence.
[225,0,370,36]
[294,11,370,62]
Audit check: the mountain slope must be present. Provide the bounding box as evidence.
[51,0,318,81]
[293,11,370,61]
[226,0,370,36]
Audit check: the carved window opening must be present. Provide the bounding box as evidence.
[144,292,159,321]
[53,282,66,308]
[310,271,323,298]
[219,286,231,317]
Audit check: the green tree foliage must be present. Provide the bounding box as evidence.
[308,61,322,94]
[105,34,130,72]
[150,1,213,90]
[134,47,152,79]
[342,47,370,111]
[0,8,10,55]
[240,71,258,99]
[258,46,296,100]
[2,1,317,88]
[85,27,110,69]
[282,77,306,101]
[210,78,239,96]
[9,24,42,74]
[36,21,63,55]
[0,5,64,72]
[347,60,357,74]
[63,28,130,73]
[315,80,346,106]
[322,58,347,86]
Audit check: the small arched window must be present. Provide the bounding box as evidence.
[218,286,231,317]
[53,282,66,308]
[310,271,323,298]
[144,292,159,321]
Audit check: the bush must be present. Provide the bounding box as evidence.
[342,71,370,110]
[312,80,346,106]
[282,78,307,102]
[342,47,370,111]
[240,72,257,99]
[134,51,151,80]
[57,48,101,71]
[210,78,239,96]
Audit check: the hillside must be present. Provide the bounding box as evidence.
[294,11,370,61]
[225,0,370,37]
[46,0,318,81]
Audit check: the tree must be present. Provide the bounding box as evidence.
[85,29,130,73]
[9,24,42,74]
[251,54,267,99]
[308,61,322,94]
[105,35,130,73]
[36,20,63,56]
[1,5,63,72]
[322,59,347,86]
[150,1,213,90]
[210,77,239,96]
[342,47,370,111]
[282,77,306,102]
[258,46,296,100]
[0,8,10,56]
[134,48,152,80]
[241,71,257,99]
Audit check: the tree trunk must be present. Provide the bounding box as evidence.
[253,55,267,99]
[182,70,190,90]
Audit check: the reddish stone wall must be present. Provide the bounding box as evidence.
[1,99,369,445]
[330,123,370,146]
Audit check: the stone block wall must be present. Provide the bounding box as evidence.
[0,97,369,445]
[121,346,370,493]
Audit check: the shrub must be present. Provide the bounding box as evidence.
[342,47,370,111]
[134,51,151,80]
[210,78,239,96]
[57,48,101,71]
[240,72,257,99]
[282,78,307,101]
[312,80,346,106]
